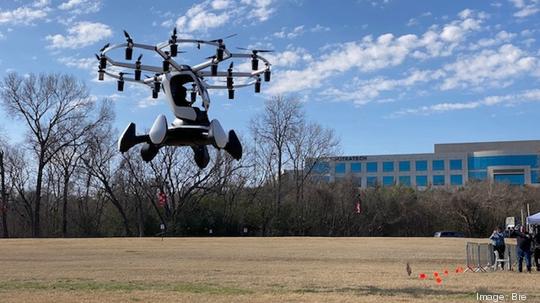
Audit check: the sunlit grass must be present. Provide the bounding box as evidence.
[0,237,538,302]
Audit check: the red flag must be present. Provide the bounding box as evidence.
[158,191,167,208]
[418,273,426,280]
[355,194,362,214]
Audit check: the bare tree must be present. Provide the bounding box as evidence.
[147,147,243,234]
[286,122,340,233]
[81,122,133,236]
[0,148,8,237]
[1,73,95,237]
[250,95,302,220]
[4,147,33,235]
[52,102,112,237]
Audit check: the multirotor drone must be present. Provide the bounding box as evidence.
[95,28,272,169]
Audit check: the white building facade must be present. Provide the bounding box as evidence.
[311,140,540,188]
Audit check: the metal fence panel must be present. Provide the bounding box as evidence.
[466,242,519,272]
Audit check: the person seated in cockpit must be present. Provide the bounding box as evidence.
[168,74,209,126]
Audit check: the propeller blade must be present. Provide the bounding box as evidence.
[100,43,110,52]
[237,47,274,53]
[95,54,100,60]
[229,62,234,69]
[173,27,177,36]
[210,33,237,43]
[137,54,143,61]
[123,30,131,39]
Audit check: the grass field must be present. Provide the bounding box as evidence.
[0,237,538,303]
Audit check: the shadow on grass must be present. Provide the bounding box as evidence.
[295,285,474,299]
[0,278,252,295]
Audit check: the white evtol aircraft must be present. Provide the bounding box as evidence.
[96,28,272,169]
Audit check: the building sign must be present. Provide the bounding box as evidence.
[331,156,368,161]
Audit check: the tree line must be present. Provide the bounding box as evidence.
[0,72,537,238]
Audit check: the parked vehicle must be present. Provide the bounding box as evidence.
[434,231,465,238]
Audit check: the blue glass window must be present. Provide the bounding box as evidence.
[450,175,463,186]
[532,171,539,184]
[335,163,346,174]
[433,175,445,185]
[399,161,410,172]
[353,177,362,186]
[399,176,411,186]
[468,155,539,170]
[312,161,329,174]
[494,174,525,185]
[367,176,378,187]
[450,159,462,170]
[383,176,394,186]
[469,171,487,181]
[383,161,394,172]
[416,175,428,186]
[432,160,444,171]
[351,162,361,173]
[367,162,378,173]
[416,160,427,171]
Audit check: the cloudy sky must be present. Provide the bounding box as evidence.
[0,0,539,155]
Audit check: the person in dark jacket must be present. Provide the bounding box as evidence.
[534,226,540,271]
[490,226,506,269]
[512,226,533,273]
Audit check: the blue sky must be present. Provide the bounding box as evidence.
[1,0,539,155]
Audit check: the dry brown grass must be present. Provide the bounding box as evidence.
[0,237,538,302]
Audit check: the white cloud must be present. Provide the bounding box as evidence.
[240,0,275,22]
[33,0,50,8]
[266,47,312,67]
[211,0,231,9]
[235,47,311,75]
[407,18,418,27]
[320,41,539,106]
[58,0,101,14]
[321,69,444,105]
[175,2,230,33]
[273,25,305,39]
[440,44,538,90]
[0,6,48,25]
[509,0,540,17]
[468,30,516,50]
[311,24,330,32]
[391,89,540,116]
[171,0,275,34]
[161,19,174,28]
[46,21,112,49]
[269,11,486,94]
[58,56,96,70]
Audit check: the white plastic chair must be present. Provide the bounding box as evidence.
[493,250,509,271]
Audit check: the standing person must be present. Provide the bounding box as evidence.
[534,226,540,272]
[512,226,533,273]
[490,226,506,269]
